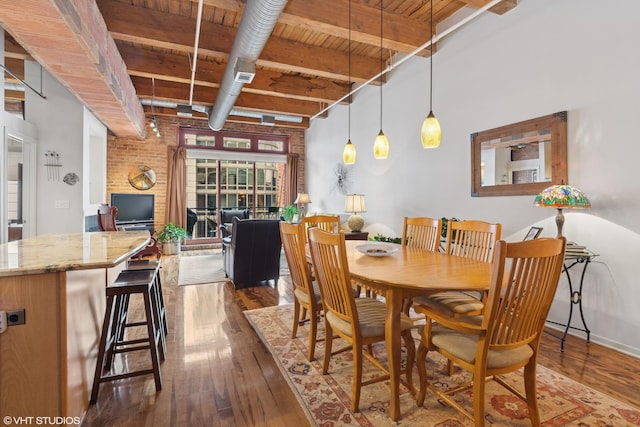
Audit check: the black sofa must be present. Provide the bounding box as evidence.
[223,218,282,289]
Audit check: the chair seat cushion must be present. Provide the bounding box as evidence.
[326,298,413,338]
[430,320,534,369]
[413,291,484,316]
[294,282,322,305]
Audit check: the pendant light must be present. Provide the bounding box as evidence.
[373,0,389,159]
[343,0,356,164]
[420,0,441,148]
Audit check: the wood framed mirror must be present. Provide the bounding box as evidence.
[471,111,568,197]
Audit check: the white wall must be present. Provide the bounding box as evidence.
[306,0,640,356]
[25,61,100,233]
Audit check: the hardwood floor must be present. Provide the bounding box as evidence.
[82,251,639,426]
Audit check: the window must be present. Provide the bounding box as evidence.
[180,128,288,240]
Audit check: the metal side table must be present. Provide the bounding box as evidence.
[546,246,598,351]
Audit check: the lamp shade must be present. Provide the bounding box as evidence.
[534,184,590,237]
[345,194,366,213]
[294,193,311,204]
[533,184,591,209]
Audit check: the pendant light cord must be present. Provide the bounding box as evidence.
[379,0,383,128]
[348,0,352,140]
[429,0,434,112]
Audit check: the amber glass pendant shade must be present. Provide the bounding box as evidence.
[343,139,356,164]
[373,130,389,159]
[421,111,441,148]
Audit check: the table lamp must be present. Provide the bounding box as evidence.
[533,184,590,237]
[294,192,311,217]
[345,194,366,232]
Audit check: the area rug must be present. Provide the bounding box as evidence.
[178,253,227,285]
[245,304,640,426]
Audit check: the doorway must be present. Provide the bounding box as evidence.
[1,128,35,243]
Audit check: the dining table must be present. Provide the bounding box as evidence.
[343,240,492,421]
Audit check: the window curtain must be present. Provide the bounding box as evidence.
[286,154,299,205]
[166,146,187,227]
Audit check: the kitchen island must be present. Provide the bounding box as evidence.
[0,231,151,424]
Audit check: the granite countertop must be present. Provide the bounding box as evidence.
[0,231,151,277]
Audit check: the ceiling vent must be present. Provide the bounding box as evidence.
[261,114,275,126]
[176,104,193,117]
[234,58,256,84]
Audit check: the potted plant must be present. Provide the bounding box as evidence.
[156,222,188,255]
[281,204,300,223]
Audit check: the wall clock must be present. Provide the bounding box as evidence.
[128,165,157,190]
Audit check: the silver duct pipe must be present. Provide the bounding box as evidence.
[208,0,288,131]
[140,98,302,123]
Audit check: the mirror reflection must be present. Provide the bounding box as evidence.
[480,129,552,186]
[471,112,567,197]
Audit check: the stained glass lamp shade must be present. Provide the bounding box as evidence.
[534,184,591,237]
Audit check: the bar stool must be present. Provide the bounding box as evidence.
[90,269,163,404]
[126,258,167,336]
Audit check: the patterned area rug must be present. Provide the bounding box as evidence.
[245,304,640,426]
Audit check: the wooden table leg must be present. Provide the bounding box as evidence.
[386,289,403,421]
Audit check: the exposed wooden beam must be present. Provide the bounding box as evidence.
[133,77,319,117]
[97,0,379,83]
[0,0,145,138]
[457,0,518,15]
[3,57,24,81]
[118,43,349,103]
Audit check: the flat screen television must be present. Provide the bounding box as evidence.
[110,193,155,225]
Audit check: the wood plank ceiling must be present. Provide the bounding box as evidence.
[1,0,517,138]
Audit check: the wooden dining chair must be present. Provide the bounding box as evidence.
[412,219,501,373]
[401,216,442,251]
[413,220,501,318]
[279,222,323,361]
[401,216,442,315]
[98,204,161,260]
[416,237,566,427]
[97,204,118,231]
[307,227,415,412]
[301,214,340,239]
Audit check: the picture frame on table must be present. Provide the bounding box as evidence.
[524,226,543,241]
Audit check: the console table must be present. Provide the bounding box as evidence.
[343,231,369,240]
[546,245,597,351]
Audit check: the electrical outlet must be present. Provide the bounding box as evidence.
[0,311,7,333]
[7,309,25,326]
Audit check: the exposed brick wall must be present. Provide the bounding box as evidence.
[107,116,306,229]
